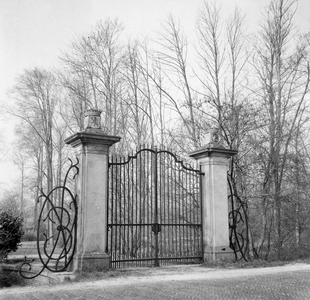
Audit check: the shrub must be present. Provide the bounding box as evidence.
[0,210,24,260]
[0,270,26,287]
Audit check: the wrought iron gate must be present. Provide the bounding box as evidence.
[108,147,203,268]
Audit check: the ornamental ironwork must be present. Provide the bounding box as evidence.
[19,158,79,279]
[108,147,204,268]
[228,174,249,261]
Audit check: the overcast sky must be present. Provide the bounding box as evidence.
[0,0,310,192]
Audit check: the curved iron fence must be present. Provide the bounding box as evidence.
[228,174,249,261]
[20,158,79,279]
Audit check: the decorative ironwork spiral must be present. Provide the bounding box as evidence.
[228,174,249,261]
[19,158,79,279]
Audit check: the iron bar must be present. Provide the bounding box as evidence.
[154,147,159,267]
[173,154,177,259]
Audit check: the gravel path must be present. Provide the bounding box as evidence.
[1,263,310,299]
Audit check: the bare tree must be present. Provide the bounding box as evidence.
[9,68,59,240]
[122,42,153,146]
[60,19,125,135]
[9,68,58,196]
[196,2,225,125]
[252,0,310,258]
[155,14,200,151]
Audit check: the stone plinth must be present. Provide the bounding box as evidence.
[65,130,120,271]
[189,146,237,262]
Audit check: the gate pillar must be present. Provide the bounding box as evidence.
[65,110,120,271]
[189,128,237,262]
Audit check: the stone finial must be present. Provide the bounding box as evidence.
[84,109,102,132]
[204,126,223,148]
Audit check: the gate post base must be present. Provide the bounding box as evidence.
[204,246,235,263]
[74,253,110,271]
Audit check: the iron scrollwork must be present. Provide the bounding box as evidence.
[20,158,79,279]
[228,174,249,261]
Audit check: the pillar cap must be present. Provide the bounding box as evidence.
[189,146,238,160]
[65,131,121,148]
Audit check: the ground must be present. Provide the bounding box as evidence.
[1,263,310,299]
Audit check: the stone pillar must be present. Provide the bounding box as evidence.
[65,110,120,271]
[189,128,237,262]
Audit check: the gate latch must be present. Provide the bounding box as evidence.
[152,223,162,234]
